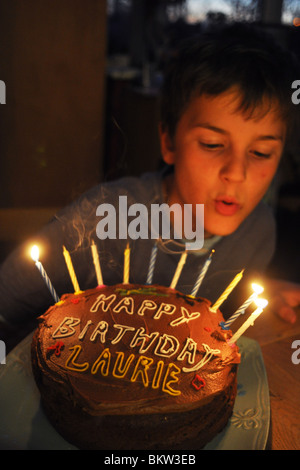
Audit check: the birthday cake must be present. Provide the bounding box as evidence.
[31,282,240,450]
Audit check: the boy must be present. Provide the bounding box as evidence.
[0,24,299,327]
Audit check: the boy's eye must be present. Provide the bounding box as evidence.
[252,150,271,159]
[199,142,223,150]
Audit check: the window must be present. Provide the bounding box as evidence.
[282,0,300,24]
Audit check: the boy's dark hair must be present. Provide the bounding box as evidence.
[160,24,300,151]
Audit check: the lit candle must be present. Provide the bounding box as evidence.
[220,283,264,329]
[146,242,158,285]
[210,269,244,313]
[63,245,80,293]
[228,298,268,345]
[31,245,60,303]
[91,240,103,286]
[170,251,187,290]
[190,249,215,297]
[123,243,130,284]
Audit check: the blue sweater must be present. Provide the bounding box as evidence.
[0,171,276,324]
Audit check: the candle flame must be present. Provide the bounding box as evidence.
[251,283,264,295]
[254,298,268,310]
[31,245,39,262]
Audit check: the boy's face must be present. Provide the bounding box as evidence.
[160,89,286,238]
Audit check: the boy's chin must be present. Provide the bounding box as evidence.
[204,220,242,238]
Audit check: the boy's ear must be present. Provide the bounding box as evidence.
[159,124,175,165]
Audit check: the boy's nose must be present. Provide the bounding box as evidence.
[219,154,247,183]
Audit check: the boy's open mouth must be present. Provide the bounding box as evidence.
[214,198,240,216]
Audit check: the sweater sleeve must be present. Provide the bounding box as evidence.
[0,172,163,326]
[0,184,105,325]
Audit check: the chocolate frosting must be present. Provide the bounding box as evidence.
[32,283,240,416]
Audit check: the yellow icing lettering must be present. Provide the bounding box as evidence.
[52,317,80,338]
[91,348,111,376]
[65,345,89,372]
[130,356,153,387]
[58,343,182,397]
[113,297,134,315]
[151,360,164,389]
[113,352,135,378]
[153,303,176,320]
[162,363,181,396]
[90,293,116,313]
[137,299,157,316]
[90,321,109,342]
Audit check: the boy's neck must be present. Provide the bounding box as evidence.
[162,172,214,240]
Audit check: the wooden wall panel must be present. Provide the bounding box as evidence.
[0,0,107,208]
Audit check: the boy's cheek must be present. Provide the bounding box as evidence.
[259,169,273,180]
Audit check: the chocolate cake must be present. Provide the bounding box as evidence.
[31,283,240,450]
